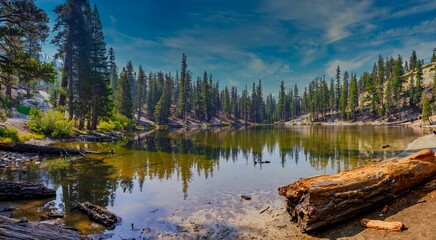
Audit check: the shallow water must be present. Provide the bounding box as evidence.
[0,126,424,238]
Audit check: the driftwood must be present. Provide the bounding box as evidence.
[0,215,81,240]
[0,142,111,156]
[0,180,56,200]
[77,131,122,142]
[360,219,404,231]
[278,149,436,232]
[75,201,120,228]
[0,142,85,156]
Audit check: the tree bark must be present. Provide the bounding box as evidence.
[75,201,120,228]
[0,142,85,156]
[0,215,81,240]
[0,180,56,200]
[278,149,436,232]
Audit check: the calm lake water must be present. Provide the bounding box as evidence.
[0,126,424,238]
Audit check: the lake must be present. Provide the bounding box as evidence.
[0,126,424,238]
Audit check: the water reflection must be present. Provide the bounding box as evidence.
[0,126,423,236]
[49,126,421,199]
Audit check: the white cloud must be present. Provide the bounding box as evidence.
[325,55,373,78]
[389,0,436,18]
[260,0,377,43]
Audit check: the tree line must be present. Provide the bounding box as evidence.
[301,50,436,122]
[2,1,436,128]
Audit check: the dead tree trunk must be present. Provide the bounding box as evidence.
[0,215,81,240]
[75,201,120,228]
[0,180,56,200]
[0,142,84,156]
[0,143,111,156]
[278,149,436,232]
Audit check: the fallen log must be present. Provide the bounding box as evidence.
[278,149,436,232]
[0,215,81,240]
[0,180,56,200]
[0,142,110,156]
[0,142,84,156]
[75,201,120,228]
[77,131,123,142]
[360,219,404,231]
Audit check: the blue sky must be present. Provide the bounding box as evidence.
[36,0,436,94]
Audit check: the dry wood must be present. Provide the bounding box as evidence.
[360,219,404,231]
[0,142,111,156]
[259,206,270,214]
[241,195,251,200]
[278,149,436,232]
[0,180,56,200]
[75,201,120,228]
[0,215,81,240]
[77,131,122,142]
[0,142,84,155]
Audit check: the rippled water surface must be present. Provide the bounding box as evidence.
[0,126,424,237]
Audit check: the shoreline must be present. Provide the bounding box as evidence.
[137,132,436,240]
[1,122,436,239]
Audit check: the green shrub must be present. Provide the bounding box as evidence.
[29,109,75,138]
[18,133,44,142]
[98,114,134,131]
[16,106,31,115]
[0,126,19,142]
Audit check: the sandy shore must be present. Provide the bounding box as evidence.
[135,133,436,240]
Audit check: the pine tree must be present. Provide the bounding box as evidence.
[126,61,135,101]
[335,65,341,112]
[241,85,249,124]
[230,86,238,122]
[410,50,417,71]
[432,48,436,63]
[154,77,171,124]
[422,97,431,124]
[256,79,264,122]
[339,71,349,119]
[222,87,230,115]
[294,83,300,116]
[88,4,111,130]
[392,55,404,109]
[52,0,89,117]
[0,0,49,100]
[176,54,189,121]
[414,61,423,109]
[135,65,146,121]
[278,81,286,121]
[201,71,209,121]
[116,68,133,119]
[349,74,359,120]
[385,77,393,119]
[108,47,118,94]
[367,65,378,117]
[251,82,257,122]
[329,79,335,113]
[377,55,385,109]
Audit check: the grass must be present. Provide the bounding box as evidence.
[16,106,31,115]
[0,126,45,143]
